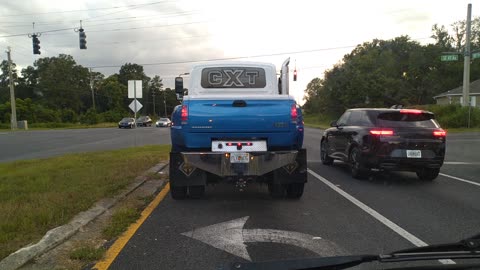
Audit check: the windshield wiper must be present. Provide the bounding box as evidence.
[223,234,480,270]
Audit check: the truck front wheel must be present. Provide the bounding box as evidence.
[170,186,187,200]
[286,183,304,199]
[188,185,205,199]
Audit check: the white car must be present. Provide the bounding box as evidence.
[156,118,172,127]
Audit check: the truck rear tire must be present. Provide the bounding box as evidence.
[188,185,205,199]
[268,183,285,198]
[171,186,187,200]
[286,183,304,199]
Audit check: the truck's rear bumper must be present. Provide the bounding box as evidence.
[178,151,299,177]
[169,149,307,187]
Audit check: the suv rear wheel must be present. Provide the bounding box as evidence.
[321,141,334,165]
[171,186,187,200]
[416,168,440,181]
[349,147,368,179]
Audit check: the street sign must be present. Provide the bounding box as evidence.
[473,52,480,59]
[129,99,143,113]
[128,80,142,98]
[441,54,459,61]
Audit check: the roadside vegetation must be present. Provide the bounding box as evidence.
[0,145,169,260]
[302,17,480,130]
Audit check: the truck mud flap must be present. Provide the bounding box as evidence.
[273,148,307,184]
[178,150,301,177]
[170,152,206,187]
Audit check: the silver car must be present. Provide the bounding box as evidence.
[156,118,172,127]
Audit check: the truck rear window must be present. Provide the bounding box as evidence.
[201,67,266,88]
[377,112,438,128]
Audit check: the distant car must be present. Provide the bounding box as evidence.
[320,108,446,181]
[156,118,171,127]
[136,116,153,127]
[118,117,135,129]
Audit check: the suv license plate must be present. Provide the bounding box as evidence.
[406,150,422,158]
[230,153,250,163]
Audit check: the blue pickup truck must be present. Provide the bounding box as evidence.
[169,58,306,199]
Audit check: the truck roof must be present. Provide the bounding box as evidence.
[191,61,276,70]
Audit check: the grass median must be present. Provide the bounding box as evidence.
[0,122,117,131]
[0,145,169,260]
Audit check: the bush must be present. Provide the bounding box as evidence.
[60,109,78,123]
[34,105,61,123]
[80,109,101,125]
[410,104,480,128]
[100,110,128,122]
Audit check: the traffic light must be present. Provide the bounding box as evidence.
[79,28,87,49]
[32,34,41,55]
[293,69,297,81]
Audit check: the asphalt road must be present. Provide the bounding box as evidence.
[104,127,480,270]
[0,127,172,163]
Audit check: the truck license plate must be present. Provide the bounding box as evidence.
[406,150,422,158]
[230,153,250,163]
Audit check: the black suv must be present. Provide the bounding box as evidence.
[321,108,446,180]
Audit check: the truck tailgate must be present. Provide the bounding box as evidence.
[185,99,295,133]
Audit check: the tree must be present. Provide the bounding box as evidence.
[34,54,91,113]
[148,75,164,116]
[0,60,18,103]
[96,75,128,113]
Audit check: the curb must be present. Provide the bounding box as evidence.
[0,162,169,270]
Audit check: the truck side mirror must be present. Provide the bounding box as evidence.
[175,77,184,100]
[330,120,338,127]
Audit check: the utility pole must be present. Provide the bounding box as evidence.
[6,47,17,130]
[163,89,167,117]
[462,3,472,107]
[89,68,95,110]
[152,90,156,116]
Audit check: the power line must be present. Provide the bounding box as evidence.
[83,0,179,21]
[87,45,359,69]
[0,1,173,18]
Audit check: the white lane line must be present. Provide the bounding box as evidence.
[443,162,476,165]
[307,168,455,265]
[440,173,480,187]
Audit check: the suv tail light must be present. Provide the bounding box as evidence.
[291,104,298,122]
[181,105,188,122]
[433,129,446,137]
[370,129,394,136]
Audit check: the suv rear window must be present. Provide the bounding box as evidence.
[376,112,438,128]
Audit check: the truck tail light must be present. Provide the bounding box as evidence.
[433,129,446,137]
[370,129,394,136]
[291,104,298,122]
[181,105,188,121]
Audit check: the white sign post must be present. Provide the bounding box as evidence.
[128,80,143,121]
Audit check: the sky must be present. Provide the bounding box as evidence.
[0,0,478,105]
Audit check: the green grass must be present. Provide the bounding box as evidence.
[69,246,105,262]
[303,114,335,129]
[444,127,480,133]
[0,122,117,131]
[0,145,169,260]
[102,207,141,240]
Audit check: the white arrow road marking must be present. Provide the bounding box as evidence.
[181,216,344,261]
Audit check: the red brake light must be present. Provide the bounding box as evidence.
[370,129,394,136]
[181,105,188,121]
[433,129,446,137]
[291,104,298,121]
[400,109,422,114]
[246,142,252,146]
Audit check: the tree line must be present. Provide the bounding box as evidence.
[0,54,179,124]
[303,17,480,117]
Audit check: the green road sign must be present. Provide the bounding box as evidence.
[472,52,480,59]
[441,54,459,61]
